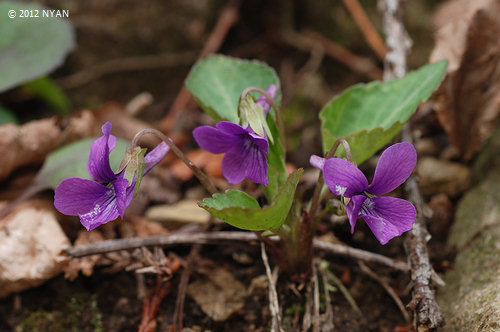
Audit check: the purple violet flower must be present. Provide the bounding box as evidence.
[310,142,417,244]
[256,84,278,116]
[193,121,269,186]
[54,122,170,231]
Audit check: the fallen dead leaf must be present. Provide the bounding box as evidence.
[187,267,247,322]
[0,201,70,298]
[145,199,211,225]
[0,111,95,180]
[63,230,105,281]
[431,0,500,160]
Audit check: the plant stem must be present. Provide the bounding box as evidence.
[130,128,218,195]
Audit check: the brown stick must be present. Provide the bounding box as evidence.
[301,29,383,80]
[358,261,410,323]
[64,231,409,272]
[57,52,195,89]
[159,0,242,133]
[341,0,387,60]
[379,0,444,329]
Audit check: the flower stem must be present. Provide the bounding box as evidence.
[308,138,352,222]
[130,128,218,195]
[240,86,285,148]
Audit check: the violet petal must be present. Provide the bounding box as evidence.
[367,142,417,196]
[256,84,278,116]
[345,195,367,233]
[54,177,119,231]
[309,155,325,171]
[193,125,240,154]
[144,141,170,175]
[216,121,251,136]
[359,196,416,245]
[113,178,130,219]
[248,130,269,154]
[221,142,252,184]
[87,122,117,183]
[322,158,368,197]
[245,143,269,186]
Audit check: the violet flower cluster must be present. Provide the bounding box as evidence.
[54,122,169,231]
[310,142,417,244]
[193,85,277,186]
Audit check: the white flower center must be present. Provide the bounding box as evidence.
[335,185,347,196]
[79,204,101,223]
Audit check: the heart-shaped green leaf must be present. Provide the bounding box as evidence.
[186,54,280,123]
[199,169,303,231]
[320,61,447,164]
[0,2,75,92]
[34,137,129,191]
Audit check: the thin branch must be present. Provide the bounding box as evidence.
[57,52,195,89]
[358,261,410,323]
[159,0,243,133]
[341,0,387,60]
[312,262,320,332]
[379,0,444,328]
[64,231,409,272]
[261,243,283,332]
[281,29,382,80]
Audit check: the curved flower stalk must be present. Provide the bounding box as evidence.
[310,142,417,244]
[54,122,170,231]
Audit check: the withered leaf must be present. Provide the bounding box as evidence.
[431,0,500,160]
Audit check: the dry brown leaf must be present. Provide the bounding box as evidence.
[0,201,70,298]
[145,199,211,225]
[187,267,247,322]
[0,111,95,180]
[63,230,105,280]
[119,216,169,238]
[431,0,500,160]
[171,149,223,181]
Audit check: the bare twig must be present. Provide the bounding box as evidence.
[261,243,283,332]
[64,231,409,272]
[317,261,335,331]
[341,0,387,60]
[379,0,445,329]
[281,29,382,80]
[378,0,412,80]
[159,0,243,133]
[57,52,195,89]
[312,262,320,332]
[324,265,362,316]
[358,261,410,323]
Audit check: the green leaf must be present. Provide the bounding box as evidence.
[185,55,280,123]
[0,2,75,92]
[199,169,303,231]
[22,77,71,114]
[320,61,447,164]
[0,104,18,125]
[33,137,129,190]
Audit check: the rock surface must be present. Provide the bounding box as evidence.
[0,202,70,298]
[437,168,500,331]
